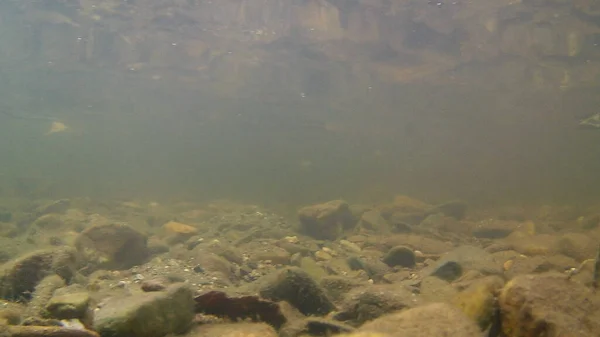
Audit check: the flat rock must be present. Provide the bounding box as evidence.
[93,283,194,337]
[350,302,481,337]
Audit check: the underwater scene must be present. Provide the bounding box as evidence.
[1,0,600,336]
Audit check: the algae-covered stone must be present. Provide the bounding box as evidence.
[382,246,416,268]
[422,245,502,282]
[46,292,91,320]
[298,200,355,240]
[258,267,335,316]
[75,223,149,270]
[93,283,194,337]
[335,284,420,326]
[451,276,504,330]
[0,248,77,301]
[499,272,600,337]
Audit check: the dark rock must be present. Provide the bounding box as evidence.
[0,248,77,301]
[75,223,149,271]
[257,267,336,316]
[280,317,355,337]
[194,290,286,329]
[382,246,416,268]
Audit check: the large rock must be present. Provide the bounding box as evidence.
[422,245,503,282]
[499,273,600,337]
[0,248,77,301]
[75,223,149,270]
[334,284,421,326]
[93,283,195,337]
[348,302,481,337]
[298,200,356,240]
[257,267,336,316]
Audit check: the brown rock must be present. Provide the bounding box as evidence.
[353,303,481,337]
[298,200,355,240]
[499,273,600,337]
[186,322,278,337]
[75,223,149,270]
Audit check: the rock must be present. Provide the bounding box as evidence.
[6,325,99,337]
[250,247,291,265]
[140,279,166,292]
[554,232,597,261]
[280,317,356,337]
[382,246,416,268]
[35,199,71,216]
[471,219,521,239]
[451,276,504,330]
[356,210,390,234]
[346,256,391,281]
[75,223,149,270]
[186,322,278,337]
[422,245,503,282]
[298,200,355,240]
[377,196,430,219]
[499,273,600,337]
[93,283,194,337]
[46,292,91,320]
[334,284,420,326]
[506,233,557,256]
[419,276,457,303]
[257,267,336,316]
[381,234,454,255]
[0,248,77,301]
[162,221,199,245]
[32,214,65,230]
[194,290,287,329]
[350,303,481,337]
[319,276,363,302]
[25,274,66,318]
[0,302,23,325]
[503,255,578,280]
[298,257,328,280]
[426,200,468,220]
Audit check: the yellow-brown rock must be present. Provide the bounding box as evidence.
[499,273,600,337]
[163,221,199,235]
[451,276,504,330]
[349,303,481,337]
[185,322,278,337]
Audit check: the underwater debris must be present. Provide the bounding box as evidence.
[46,122,69,135]
[578,113,600,129]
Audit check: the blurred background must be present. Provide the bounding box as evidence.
[0,0,599,208]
